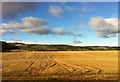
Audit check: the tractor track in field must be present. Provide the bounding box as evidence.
[51,51,103,75]
[22,51,58,75]
[2,51,118,80]
[3,51,103,75]
[2,52,33,70]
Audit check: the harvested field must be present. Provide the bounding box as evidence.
[2,51,119,81]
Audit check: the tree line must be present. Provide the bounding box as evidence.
[0,41,119,52]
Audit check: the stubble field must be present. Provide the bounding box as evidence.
[2,51,119,81]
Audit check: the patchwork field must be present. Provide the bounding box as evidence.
[2,51,119,81]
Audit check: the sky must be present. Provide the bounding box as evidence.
[1,2,119,46]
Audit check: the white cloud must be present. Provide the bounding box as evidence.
[66,6,94,13]
[69,23,85,31]
[72,33,82,36]
[54,28,71,35]
[0,29,16,34]
[49,6,63,18]
[89,17,119,38]
[2,16,53,35]
[54,28,82,36]
[5,39,44,44]
[62,2,94,15]
[1,16,82,37]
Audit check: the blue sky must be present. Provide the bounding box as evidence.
[1,2,119,46]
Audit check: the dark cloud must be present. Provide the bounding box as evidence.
[2,2,38,19]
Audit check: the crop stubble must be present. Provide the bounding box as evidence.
[2,51,119,80]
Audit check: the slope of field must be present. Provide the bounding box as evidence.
[2,51,119,81]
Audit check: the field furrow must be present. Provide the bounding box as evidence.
[2,51,119,80]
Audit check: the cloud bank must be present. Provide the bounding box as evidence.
[1,16,82,37]
[89,17,119,38]
[2,17,52,35]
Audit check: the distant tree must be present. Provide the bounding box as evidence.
[1,41,20,52]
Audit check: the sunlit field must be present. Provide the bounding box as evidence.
[2,51,119,81]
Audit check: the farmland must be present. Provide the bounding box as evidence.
[2,51,119,81]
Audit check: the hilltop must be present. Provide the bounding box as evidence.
[0,41,119,52]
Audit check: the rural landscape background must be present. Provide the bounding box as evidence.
[1,2,119,81]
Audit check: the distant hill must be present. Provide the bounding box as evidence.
[0,41,119,52]
[0,41,20,52]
